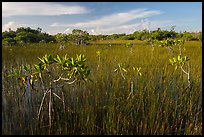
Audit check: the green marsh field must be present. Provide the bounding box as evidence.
[2,40,202,135]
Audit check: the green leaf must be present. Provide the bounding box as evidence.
[43,54,48,64]
[70,58,74,65]
[118,63,122,68]
[173,57,177,63]
[169,59,174,65]
[57,55,62,63]
[137,67,141,72]
[138,72,142,76]
[38,73,42,79]
[39,63,46,71]
[8,73,17,77]
[114,68,118,72]
[122,68,127,72]
[30,77,33,86]
[38,57,45,64]
[34,63,45,72]
[64,54,68,61]
[177,55,181,61]
[24,64,31,73]
[96,51,101,56]
[175,65,178,70]
[34,64,40,72]
[47,55,54,64]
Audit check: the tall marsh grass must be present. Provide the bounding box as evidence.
[2,41,202,135]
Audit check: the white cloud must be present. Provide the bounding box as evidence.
[47,19,175,35]
[50,23,61,27]
[93,23,141,35]
[2,21,39,32]
[49,19,174,35]
[141,19,151,30]
[86,19,174,35]
[63,28,72,34]
[2,2,90,17]
[50,8,162,28]
[2,21,16,31]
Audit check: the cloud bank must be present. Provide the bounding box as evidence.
[51,8,161,28]
[2,2,90,17]
[50,8,163,34]
[2,21,38,32]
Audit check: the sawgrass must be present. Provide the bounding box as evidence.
[2,40,202,135]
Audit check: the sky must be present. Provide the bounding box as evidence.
[2,2,202,35]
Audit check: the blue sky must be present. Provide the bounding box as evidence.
[2,2,202,35]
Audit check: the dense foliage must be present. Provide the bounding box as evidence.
[2,27,56,46]
[2,27,202,46]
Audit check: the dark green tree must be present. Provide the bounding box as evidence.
[71,29,90,45]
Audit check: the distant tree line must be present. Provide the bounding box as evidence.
[2,27,202,46]
[2,27,56,46]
